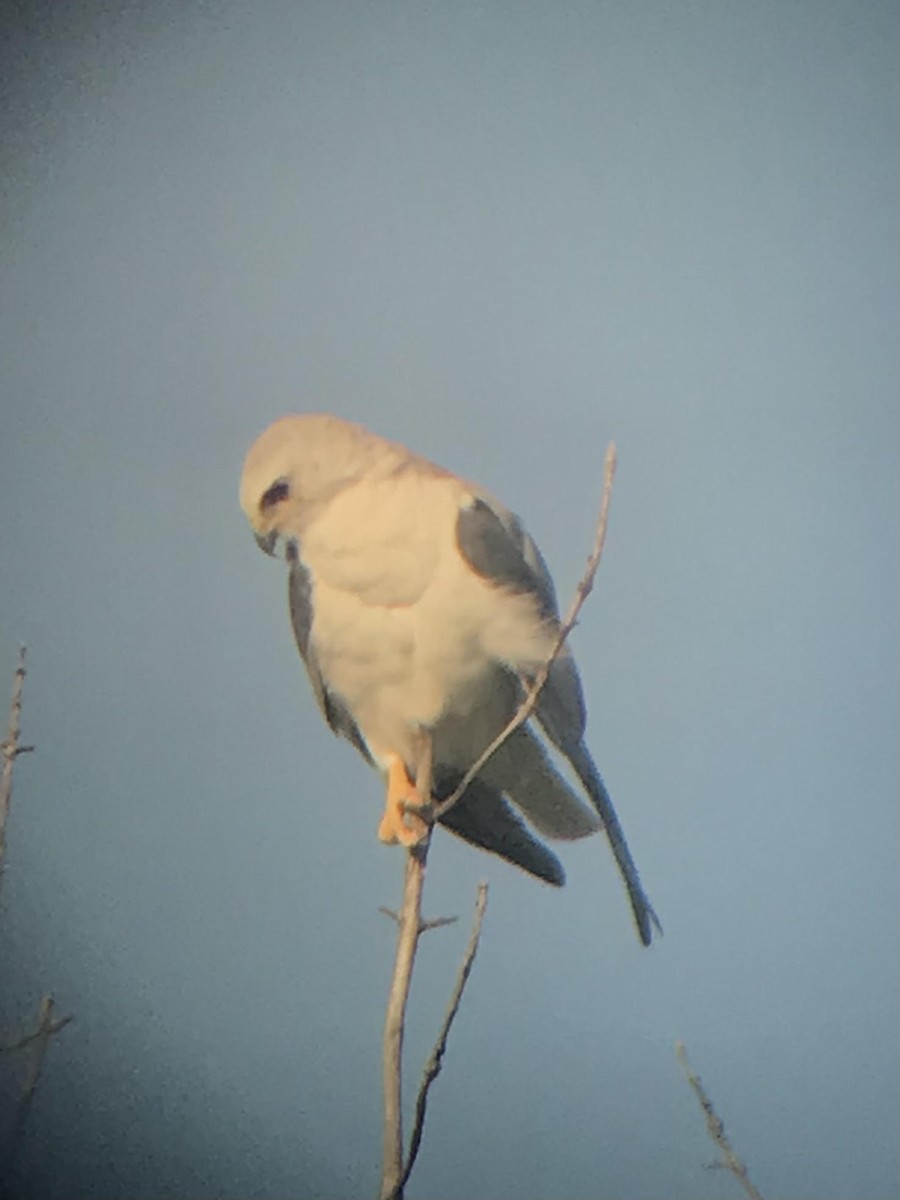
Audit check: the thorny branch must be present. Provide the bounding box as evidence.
[676,1041,767,1200]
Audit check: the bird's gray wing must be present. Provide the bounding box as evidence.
[457,495,660,945]
[456,495,587,744]
[286,542,374,765]
[456,496,559,620]
[433,766,565,887]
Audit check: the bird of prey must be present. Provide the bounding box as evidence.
[240,414,659,945]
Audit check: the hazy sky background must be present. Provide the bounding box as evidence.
[1,2,897,1198]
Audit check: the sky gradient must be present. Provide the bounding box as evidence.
[1,2,897,1198]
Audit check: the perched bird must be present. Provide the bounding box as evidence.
[240,414,659,945]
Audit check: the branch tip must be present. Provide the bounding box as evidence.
[676,1041,767,1200]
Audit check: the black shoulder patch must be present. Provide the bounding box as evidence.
[456,498,557,620]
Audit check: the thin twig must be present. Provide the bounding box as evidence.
[0,654,72,1190]
[676,1041,767,1200]
[401,882,489,1189]
[434,443,617,821]
[418,915,458,933]
[0,1010,73,1055]
[379,738,434,1200]
[0,648,30,881]
[378,908,458,934]
[2,997,72,1182]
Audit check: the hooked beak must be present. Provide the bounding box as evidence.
[254,529,279,556]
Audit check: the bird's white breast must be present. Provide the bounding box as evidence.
[300,471,551,763]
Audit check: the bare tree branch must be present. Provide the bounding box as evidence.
[0,648,30,884]
[418,915,459,933]
[0,1009,73,1056]
[379,739,434,1200]
[676,1041,767,1200]
[2,996,73,1184]
[401,882,488,1189]
[434,442,617,821]
[378,907,458,933]
[0,652,73,1195]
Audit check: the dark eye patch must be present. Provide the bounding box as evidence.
[260,477,290,510]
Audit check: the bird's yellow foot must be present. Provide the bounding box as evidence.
[378,753,430,847]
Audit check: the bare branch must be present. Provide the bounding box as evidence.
[418,915,458,933]
[379,738,434,1200]
[676,1041,767,1200]
[434,443,617,821]
[379,908,458,934]
[402,882,489,1188]
[0,648,30,881]
[3,996,72,1181]
[0,1011,73,1055]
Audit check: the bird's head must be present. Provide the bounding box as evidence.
[239,413,388,557]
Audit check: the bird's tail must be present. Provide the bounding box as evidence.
[566,741,662,946]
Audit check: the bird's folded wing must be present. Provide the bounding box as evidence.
[433,768,565,887]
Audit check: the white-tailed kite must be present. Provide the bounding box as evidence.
[240,414,659,944]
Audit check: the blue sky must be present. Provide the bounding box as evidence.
[1,2,897,1198]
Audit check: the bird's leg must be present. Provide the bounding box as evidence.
[378,753,430,847]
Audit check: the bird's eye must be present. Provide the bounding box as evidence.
[260,477,290,510]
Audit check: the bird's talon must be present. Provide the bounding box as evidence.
[378,752,430,846]
[378,797,429,847]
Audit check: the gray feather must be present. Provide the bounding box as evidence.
[457,499,659,941]
[457,496,588,748]
[530,654,588,749]
[564,739,662,946]
[456,497,559,621]
[433,767,565,886]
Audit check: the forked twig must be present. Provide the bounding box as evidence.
[379,907,458,933]
[2,996,73,1181]
[676,1041,767,1200]
[401,882,489,1188]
